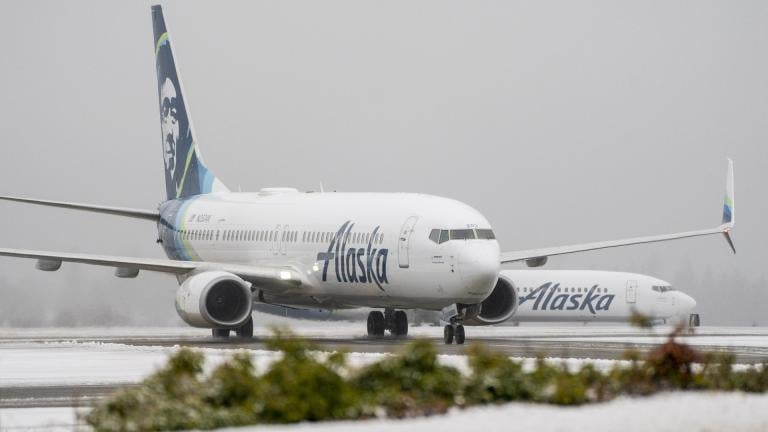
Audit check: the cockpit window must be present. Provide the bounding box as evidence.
[449,229,476,240]
[430,228,495,243]
[652,285,675,292]
[475,229,496,239]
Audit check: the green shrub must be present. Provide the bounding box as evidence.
[86,348,215,431]
[256,328,360,423]
[464,344,535,404]
[644,336,701,390]
[352,339,462,417]
[551,368,588,405]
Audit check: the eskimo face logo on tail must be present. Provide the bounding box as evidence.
[317,221,389,291]
[519,282,615,313]
[160,78,179,181]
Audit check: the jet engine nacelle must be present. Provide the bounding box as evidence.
[464,274,518,325]
[174,271,253,328]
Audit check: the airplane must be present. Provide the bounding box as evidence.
[0,5,734,344]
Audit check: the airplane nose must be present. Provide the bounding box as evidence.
[678,293,697,312]
[457,242,500,298]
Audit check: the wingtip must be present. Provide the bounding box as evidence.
[723,230,736,254]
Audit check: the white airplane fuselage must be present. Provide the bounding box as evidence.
[158,190,501,311]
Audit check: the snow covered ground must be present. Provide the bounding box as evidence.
[2,323,767,386]
[239,392,768,432]
[4,393,768,432]
[0,340,632,386]
[2,324,768,430]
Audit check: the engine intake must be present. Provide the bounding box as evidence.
[175,271,253,328]
[464,276,518,325]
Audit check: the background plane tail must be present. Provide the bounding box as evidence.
[152,5,228,201]
[722,158,735,228]
[721,158,736,253]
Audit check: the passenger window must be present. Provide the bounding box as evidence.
[429,229,440,243]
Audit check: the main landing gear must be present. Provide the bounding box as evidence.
[367,308,409,338]
[443,322,466,345]
[211,316,254,339]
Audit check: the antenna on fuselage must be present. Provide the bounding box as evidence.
[319,182,325,193]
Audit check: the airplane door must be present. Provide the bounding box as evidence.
[398,216,419,268]
[626,280,638,304]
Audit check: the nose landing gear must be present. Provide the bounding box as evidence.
[443,321,466,345]
[689,313,701,327]
[367,309,409,337]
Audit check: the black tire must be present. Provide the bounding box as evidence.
[443,325,454,344]
[235,316,254,338]
[212,328,230,338]
[393,310,409,337]
[455,325,465,345]
[367,311,385,337]
[689,313,701,327]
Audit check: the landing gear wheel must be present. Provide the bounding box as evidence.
[367,311,385,337]
[689,313,701,327]
[235,316,254,338]
[212,328,230,338]
[443,325,454,344]
[454,325,465,345]
[393,310,409,337]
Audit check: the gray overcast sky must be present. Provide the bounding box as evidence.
[0,0,766,326]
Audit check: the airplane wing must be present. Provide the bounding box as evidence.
[501,159,735,266]
[0,195,159,221]
[0,248,302,286]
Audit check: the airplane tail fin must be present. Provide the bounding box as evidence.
[152,5,228,201]
[721,158,735,253]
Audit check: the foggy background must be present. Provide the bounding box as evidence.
[0,1,765,327]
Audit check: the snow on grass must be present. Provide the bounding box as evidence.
[5,393,768,432]
[228,392,768,432]
[0,407,85,432]
[0,339,631,386]
[2,324,767,386]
